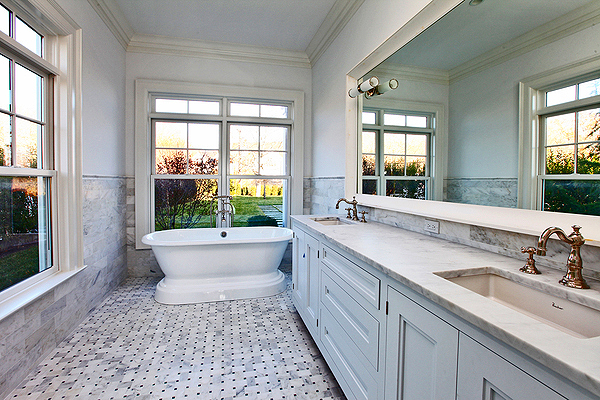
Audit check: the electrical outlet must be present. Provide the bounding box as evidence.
[424,219,440,234]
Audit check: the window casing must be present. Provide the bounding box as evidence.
[0,2,55,293]
[360,108,433,199]
[536,75,600,216]
[148,94,292,231]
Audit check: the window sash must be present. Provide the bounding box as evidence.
[0,2,56,295]
[149,96,292,230]
[360,108,433,197]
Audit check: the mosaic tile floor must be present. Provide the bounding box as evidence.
[8,273,346,400]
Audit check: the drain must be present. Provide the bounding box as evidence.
[220,231,227,238]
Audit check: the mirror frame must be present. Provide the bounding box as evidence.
[344,0,600,244]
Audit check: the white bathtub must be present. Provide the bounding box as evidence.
[142,227,293,304]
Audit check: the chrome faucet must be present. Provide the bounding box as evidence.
[211,195,235,228]
[335,196,359,221]
[536,225,589,289]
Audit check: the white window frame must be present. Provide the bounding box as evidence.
[360,107,434,199]
[135,79,304,249]
[356,96,445,202]
[518,56,600,211]
[0,0,83,311]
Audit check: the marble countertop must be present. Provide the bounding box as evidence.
[291,215,600,396]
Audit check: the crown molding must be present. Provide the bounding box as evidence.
[127,34,311,69]
[371,64,449,86]
[305,0,364,66]
[449,1,600,83]
[87,0,133,50]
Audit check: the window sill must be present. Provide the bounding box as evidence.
[0,265,87,322]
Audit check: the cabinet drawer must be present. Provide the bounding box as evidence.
[321,244,380,309]
[320,307,379,400]
[321,269,380,371]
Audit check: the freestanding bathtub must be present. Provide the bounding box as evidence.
[142,226,293,304]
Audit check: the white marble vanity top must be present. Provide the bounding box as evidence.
[292,215,600,396]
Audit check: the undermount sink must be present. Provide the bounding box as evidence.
[436,268,600,339]
[311,217,353,226]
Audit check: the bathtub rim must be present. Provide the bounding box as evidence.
[142,226,293,247]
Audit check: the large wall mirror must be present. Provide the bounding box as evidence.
[355,0,600,213]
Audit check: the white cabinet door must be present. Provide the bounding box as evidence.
[457,334,566,400]
[291,226,304,306]
[291,225,320,338]
[385,286,458,400]
[304,232,320,335]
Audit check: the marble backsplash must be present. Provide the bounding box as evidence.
[444,178,518,208]
[359,205,600,281]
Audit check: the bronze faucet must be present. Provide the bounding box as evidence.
[536,225,589,289]
[336,196,359,221]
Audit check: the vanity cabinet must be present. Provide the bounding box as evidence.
[291,222,320,338]
[456,334,565,400]
[319,244,383,400]
[385,286,458,400]
[291,219,599,400]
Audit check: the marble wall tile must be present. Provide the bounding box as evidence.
[0,176,128,399]
[304,177,345,215]
[445,178,518,208]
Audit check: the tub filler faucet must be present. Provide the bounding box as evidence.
[536,225,589,289]
[335,196,359,221]
[211,195,235,228]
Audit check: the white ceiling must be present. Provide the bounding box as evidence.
[112,0,338,51]
[384,0,596,71]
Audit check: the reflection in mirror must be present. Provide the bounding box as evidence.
[357,0,600,216]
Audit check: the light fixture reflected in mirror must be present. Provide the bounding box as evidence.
[365,78,399,99]
[348,76,379,98]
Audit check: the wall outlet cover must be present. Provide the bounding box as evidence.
[424,219,440,234]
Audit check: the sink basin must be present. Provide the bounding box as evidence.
[437,269,600,338]
[311,217,353,225]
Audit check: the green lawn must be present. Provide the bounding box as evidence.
[231,196,282,226]
[231,196,282,215]
[0,245,40,292]
[155,195,283,230]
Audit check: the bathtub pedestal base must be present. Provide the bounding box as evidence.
[154,271,286,304]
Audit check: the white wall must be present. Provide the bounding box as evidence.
[446,23,600,178]
[124,52,312,176]
[311,0,433,178]
[55,0,127,176]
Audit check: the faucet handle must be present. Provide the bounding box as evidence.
[520,246,541,274]
[359,210,368,223]
[345,207,353,219]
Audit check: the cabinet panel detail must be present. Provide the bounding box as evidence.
[321,245,380,309]
[320,307,379,400]
[291,226,304,306]
[385,286,458,400]
[291,225,320,338]
[321,269,380,371]
[457,334,565,400]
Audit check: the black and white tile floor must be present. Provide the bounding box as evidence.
[8,274,345,400]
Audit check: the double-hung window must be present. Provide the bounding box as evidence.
[150,96,291,230]
[360,108,432,199]
[537,76,600,216]
[0,3,54,293]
